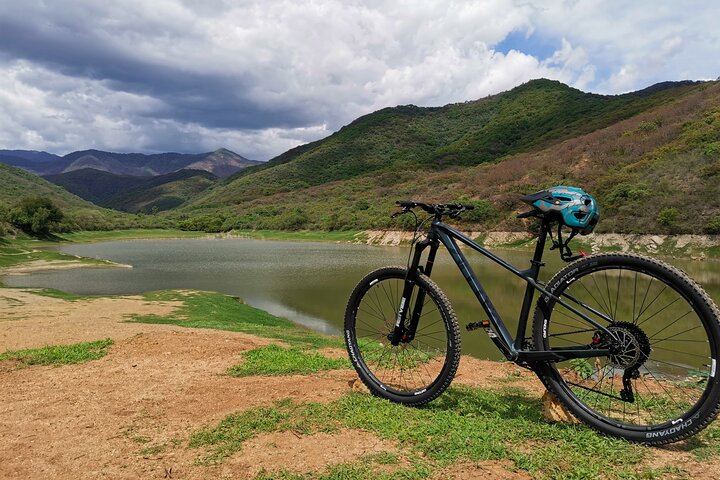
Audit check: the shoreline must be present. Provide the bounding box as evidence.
[2,228,719,280]
[0,258,132,276]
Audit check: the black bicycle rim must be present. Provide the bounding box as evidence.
[350,274,451,396]
[544,264,718,431]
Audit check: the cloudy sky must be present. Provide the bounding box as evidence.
[0,0,718,160]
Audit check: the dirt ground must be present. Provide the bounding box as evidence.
[0,288,713,479]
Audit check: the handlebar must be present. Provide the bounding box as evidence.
[394,200,475,219]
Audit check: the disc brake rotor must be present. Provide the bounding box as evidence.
[604,322,652,370]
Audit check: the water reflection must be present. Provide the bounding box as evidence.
[3,237,719,360]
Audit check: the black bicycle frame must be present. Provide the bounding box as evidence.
[391,218,615,364]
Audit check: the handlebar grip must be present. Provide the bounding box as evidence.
[396,200,416,208]
[462,204,475,210]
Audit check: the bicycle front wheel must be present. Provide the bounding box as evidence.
[532,253,720,444]
[344,266,461,405]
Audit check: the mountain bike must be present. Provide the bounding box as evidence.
[343,198,720,444]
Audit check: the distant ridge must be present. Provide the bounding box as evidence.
[0,148,260,178]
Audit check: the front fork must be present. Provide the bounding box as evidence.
[390,236,439,346]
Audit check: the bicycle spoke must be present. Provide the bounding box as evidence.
[545,264,712,431]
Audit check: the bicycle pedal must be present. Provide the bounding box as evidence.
[466,320,491,331]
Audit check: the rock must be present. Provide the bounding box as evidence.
[348,378,370,394]
[541,391,579,424]
[650,235,664,246]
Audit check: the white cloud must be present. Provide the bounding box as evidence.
[527,0,720,92]
[0,0,717,157]
[0,61,327,158]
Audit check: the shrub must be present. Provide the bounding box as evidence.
[178,213,226,232]
[704,215,720,234]
[9,196,64,235]
[636,119,662,133]
[606,182,651,204]
[656,207,679,232]
[461,200,497,224]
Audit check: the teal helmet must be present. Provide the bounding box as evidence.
[521,186,600,235]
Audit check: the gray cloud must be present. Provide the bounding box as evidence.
[0,0,717,159]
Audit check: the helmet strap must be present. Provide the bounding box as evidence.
[548,223,583,262]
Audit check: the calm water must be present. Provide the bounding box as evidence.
[4,237,720,360]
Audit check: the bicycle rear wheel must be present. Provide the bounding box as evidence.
[344,266,461,405]
[532,253,720,444]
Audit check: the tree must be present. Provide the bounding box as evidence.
[9,197,64,235]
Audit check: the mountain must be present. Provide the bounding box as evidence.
[179,79,720,234]
[43,169,150,205]
[0,148,260,178]
[0,163,101,211]
[43,168,218,213]
[102,169,218,213]
[0,163,176,231]
[193,79,703,208]
[0,149,59,163]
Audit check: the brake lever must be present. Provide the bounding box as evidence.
[448,208,463,219]
[391,208,410,219]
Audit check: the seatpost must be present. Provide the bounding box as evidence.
[513,220,550,350]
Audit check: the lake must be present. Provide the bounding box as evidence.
[4,237,720,360]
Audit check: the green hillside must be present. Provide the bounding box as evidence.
[43,168,218,213]
[105,169,217,213]
[192,79,703,209]
[0,163,101,210]
[43,169,148,205]
[0,163,170,231]
[178,79,720,234]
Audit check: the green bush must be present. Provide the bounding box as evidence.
[704,215,720,234]
[656,207,679,232]
[636,119,662,133]
[461,200,497,224]
[9,196,64,235]
[704,142,720,157]
[178,213,226,232]
[606,182,651,204]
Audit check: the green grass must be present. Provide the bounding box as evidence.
[255,460,430,480]
[0,234,123,269]
[188,389,653,479]
[0,338,113,367]
[21,288,89,301]
[227,345,349,377]
[130,291,343,349]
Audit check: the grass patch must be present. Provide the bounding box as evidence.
[685,423,720,460]
[190,387,720,478]
[0,338,113,367]
[0,230,203,271]
[0,235,122,269]
[22,288,89,301]
[138,444,166,456]
[227,345,350,377]
[131,291,342,349]
[255,461,430,480]
[189,388,653,478]
[189,400,298,464]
